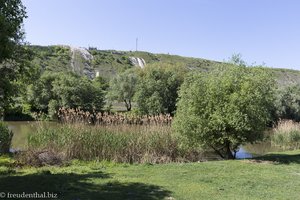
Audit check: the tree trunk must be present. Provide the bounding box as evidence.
[124,99,131,111]
[225,141,235,159]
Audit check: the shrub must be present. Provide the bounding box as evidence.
[272,120,300,149]
[0,122,13,154]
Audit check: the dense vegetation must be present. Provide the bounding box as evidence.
[27,72,105,119]
[0,0,33,120]
[3,45,300,160]
[2,1,300,200]
[174,65,275,159]
[26,124,199,163]
[2,0,300,160]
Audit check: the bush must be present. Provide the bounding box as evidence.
[0,122,13,154]
[272,120,300,149]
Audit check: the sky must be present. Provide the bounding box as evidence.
[23,0,300,69]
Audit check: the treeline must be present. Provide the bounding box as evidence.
[3,57,300,123]
[2,60,188,120]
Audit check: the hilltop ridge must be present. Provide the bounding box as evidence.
[29,45,300,85]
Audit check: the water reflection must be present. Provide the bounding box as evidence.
[237,141,283,159]
[236,147,253,159]
[6,121,56,150]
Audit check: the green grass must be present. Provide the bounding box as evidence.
[1,150,300,200]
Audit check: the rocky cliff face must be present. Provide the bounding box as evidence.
[69,46,95,79]
[68,47,146,78]
[129,57,146,68]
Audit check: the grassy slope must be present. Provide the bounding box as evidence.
[1,151,300,200]
[29,45,300,85]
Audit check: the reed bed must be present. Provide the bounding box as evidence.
[272,120,300,149]
[57,108,173,126]
[27,123,203,164]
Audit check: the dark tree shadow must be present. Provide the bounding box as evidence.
[252,153,300,164]
[0,170,172,200]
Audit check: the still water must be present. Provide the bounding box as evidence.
[6,121,56,151]
[5,121,281,158]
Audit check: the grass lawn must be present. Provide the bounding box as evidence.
[1,151,300,200]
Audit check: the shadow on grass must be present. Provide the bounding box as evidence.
[0,170,172,200]
[252,153,300,164]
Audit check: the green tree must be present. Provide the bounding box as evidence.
[27,72,57,112]
[275,84,300,121]
[52,74,104,111]
[173,65,275,159]
[108,69,138,111]
[93,76,109,91]
[0,0,27,62]
[134,64,186,115]
[27,72,105,118]
[0,0,29,119]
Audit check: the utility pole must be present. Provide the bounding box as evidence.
[136,37,138,52]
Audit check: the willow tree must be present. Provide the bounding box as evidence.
[173,65,275,159]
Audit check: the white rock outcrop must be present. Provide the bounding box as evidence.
[129,57,146,68]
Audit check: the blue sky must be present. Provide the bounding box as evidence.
[23,0,300,69]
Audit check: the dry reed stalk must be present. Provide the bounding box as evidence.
[57,107,173,126]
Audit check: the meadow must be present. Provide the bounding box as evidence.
[1,150,300,200]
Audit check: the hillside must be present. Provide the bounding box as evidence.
[29,45,300,85]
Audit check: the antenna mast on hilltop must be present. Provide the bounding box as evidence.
[136,37,138,52]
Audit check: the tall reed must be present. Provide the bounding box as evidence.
[57,107,173,126]
[27,124,202,163]
[272,120,300,149]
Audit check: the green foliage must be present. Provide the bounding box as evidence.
[275,84,300,121]
[27,72,57,112]
[48,100,59,120]
[227,53,247,66]
[0,1,36,120]
[93,76,109,91]
[173,64,275,159]
[0,0,27,62]
[108,69,138,111]
[30,45,71,72]
[134,63,187,115]
[0,122,13,154]
[27,72,105,118]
